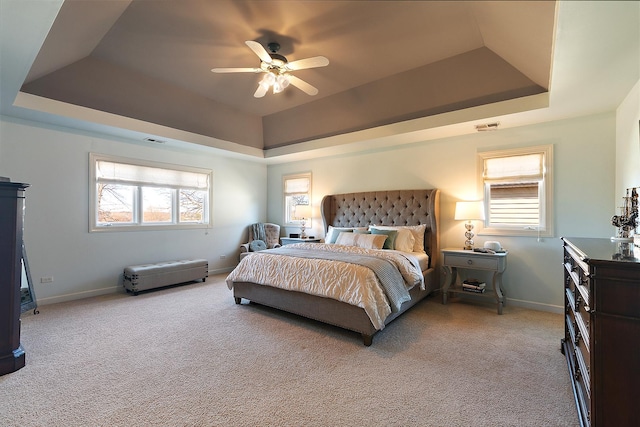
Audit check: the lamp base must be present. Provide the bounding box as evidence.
[300,220,307,239]
[463,222,475,250]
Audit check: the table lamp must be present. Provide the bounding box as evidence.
[455,201,485,250]
[295,205,312,238]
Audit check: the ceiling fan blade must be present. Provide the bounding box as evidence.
[288,75,319,96]
[254,84,269,98]
[286,56,330,71]
[211,67,262,73]
[245,40,272,64]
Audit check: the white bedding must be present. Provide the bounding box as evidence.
[226,243,426,330]
[408,251,430,271]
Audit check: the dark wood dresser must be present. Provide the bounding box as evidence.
[561,237,640,427]
[0,181,29,376]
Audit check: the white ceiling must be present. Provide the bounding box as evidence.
[0,1,638,164]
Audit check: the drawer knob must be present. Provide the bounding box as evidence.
[467,259,473,265]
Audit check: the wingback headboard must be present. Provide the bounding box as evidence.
[320,189,440,267]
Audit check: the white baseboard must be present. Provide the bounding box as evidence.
[36,268,234,306]
[37,285,121,306]
[506,298,564,314]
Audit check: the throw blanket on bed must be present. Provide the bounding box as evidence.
[226,243,424,330]
[267,246,411,312]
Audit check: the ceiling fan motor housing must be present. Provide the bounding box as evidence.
[267,42,281,53]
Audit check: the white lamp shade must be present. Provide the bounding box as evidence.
[295,205,312,220]
[454,201,485,221]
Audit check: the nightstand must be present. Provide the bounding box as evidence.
[441,248,508,314]
[280,237,321,245]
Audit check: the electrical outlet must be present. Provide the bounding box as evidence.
[220,255,226,259]
[40,276,54,283]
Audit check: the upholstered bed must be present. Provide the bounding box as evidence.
[226,189,440,345]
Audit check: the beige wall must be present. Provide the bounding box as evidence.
[0,116,266,304]
[267,113,617,312]
[616,79,640,198]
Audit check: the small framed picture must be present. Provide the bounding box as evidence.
[289,233,300,238]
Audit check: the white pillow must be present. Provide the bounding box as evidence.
[370,227,415,252]
[372,224,427,253]
[335,232,387,249]
[325,226,368,244]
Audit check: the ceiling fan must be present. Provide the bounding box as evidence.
[211,41,329,98]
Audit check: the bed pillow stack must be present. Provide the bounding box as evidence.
[324,226,369,244]
[369,225,425,253]
[334,232,387,249]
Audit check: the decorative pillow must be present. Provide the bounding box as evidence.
[335,232,387,249]
[370,228,397,250]
[370,227,415,252]
[372,224,426,253]
[396,229,416,252]
[325,226,353,244]
[325,226,369,243]
[249,239,267,252]
[353,229,371,234]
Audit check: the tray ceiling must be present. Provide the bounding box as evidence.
[16,0,556,154]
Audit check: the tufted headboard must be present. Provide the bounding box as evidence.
[320,189,440,267]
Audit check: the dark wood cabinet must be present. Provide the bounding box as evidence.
[561,237,640,427]
[0,181,29,376]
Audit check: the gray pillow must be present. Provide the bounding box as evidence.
[249,239,267,252]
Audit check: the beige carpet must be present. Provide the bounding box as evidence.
[1,274,578,426]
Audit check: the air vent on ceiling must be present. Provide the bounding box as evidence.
[475,122,500,132]
[144,137,166,144]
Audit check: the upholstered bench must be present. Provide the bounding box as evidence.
[123,259,208,295]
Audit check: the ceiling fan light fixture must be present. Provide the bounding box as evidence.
[273,74,290,94]
[260,72,275,88]
[214,40,327,97]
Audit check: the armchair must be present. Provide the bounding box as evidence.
[239,222,281,260]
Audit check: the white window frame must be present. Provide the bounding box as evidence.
[89,153,213,232]
[477,144,554,238]
[283,172,312,227]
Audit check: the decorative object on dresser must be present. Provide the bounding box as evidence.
[454,200,485,250]
[227,189,440,346]
[610,186,638,243]
[561,237,640,427]
[442,248,508,314]
[0,180,29,376]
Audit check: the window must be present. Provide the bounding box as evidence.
[90,153,212,232]
[283,173,311,226]
[478,145,553,237]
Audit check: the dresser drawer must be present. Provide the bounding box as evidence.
[576,334,591,387]
[443,253,499,270]
[575,293,591,347]
[574,369,591,425]
[575,345,591,399]
[566,310,578,347]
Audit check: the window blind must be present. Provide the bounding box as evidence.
[96,160,209,189]
[483,153,544,182]
[284,177,310,193]
[489,183,540,225]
